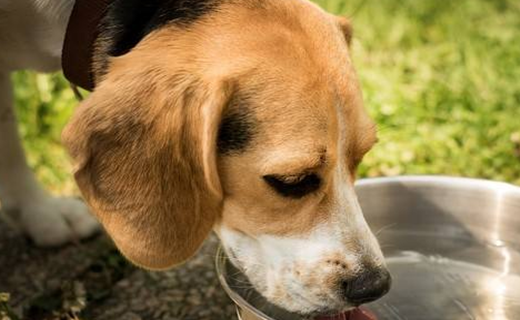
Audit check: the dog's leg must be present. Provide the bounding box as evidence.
[0,72,99,246]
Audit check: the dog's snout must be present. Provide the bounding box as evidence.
[341,266,391,305]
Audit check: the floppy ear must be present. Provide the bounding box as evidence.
[62,62,229,270]
[336,16,353,46]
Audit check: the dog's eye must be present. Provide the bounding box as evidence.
[263,174,321,198]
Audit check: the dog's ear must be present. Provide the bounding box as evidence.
[336,16,353,46]
[62,59,229,270]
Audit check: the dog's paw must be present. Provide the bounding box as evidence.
[18,196,100,247]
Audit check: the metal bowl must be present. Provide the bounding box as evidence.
[216,176,520,320]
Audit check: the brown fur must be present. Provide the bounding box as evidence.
[62,27,235,269]
[63,0,375,269]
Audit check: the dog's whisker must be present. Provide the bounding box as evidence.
[229,283,256,291]
[374,223,398,237]
[227,276,253,286]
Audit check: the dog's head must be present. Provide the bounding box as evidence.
[63,0,390,315]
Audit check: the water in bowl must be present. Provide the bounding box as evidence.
[364,233,520,320]
[224,232,520,320]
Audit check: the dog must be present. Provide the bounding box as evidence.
[0,0,390,316]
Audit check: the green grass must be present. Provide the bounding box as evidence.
[12,72,80,195]
[12,0,520,193]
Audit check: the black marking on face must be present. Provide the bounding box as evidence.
[217,96,256,155]
[94,0,221,75]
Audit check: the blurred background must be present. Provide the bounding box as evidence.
[2,0,520,319]
[12,0,520,198]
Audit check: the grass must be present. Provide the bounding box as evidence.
[12,72,79,195]
[11,0,520,193]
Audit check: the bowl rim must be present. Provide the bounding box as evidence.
[355,175,520,193]
[216,246,278,320]
[215,175,520,319]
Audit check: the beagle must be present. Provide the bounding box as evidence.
[0,0,390,316]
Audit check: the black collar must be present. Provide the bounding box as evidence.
[62,0,113,91]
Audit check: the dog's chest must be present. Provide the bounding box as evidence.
[0,0,73,72]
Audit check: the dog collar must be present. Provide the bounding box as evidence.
[62,0,114,91]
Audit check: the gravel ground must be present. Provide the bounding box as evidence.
[0,219,238,320]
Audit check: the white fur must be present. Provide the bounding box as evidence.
[215,172,385,314]
[0,0,99,246]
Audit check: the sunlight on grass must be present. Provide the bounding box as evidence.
[12,0,520,195]
[318,0,520,183]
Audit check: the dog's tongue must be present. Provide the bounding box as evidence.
[314,308,377,320]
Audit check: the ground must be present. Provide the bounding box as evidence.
[1,0,519,319]
[0,223,237,320]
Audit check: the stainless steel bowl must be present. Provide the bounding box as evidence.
[216,176,520,320]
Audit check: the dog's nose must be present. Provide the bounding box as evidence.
[341,266,391,305]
